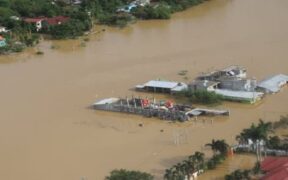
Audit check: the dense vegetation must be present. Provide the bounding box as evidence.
[105,169,154,180]
[178,89,223,105]
[0,0,211,53]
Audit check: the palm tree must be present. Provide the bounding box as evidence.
[206,139,229,156]
[164,168,174,180]
[205,139,218,155]
[236,119,273,143]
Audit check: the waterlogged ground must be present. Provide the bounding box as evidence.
[0,0,288,179]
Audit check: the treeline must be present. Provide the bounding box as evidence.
[164,139,229,179]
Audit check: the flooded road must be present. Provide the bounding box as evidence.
[1,0,288,179]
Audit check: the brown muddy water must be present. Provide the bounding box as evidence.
[1,0,288,179]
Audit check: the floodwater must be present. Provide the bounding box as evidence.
[0,0,288,179]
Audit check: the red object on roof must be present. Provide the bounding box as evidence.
[45,16,70,25]
[261,157,288,180]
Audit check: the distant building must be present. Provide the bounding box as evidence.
[257,74,288,93]
[136,80,188,94]
[23,17,44,31]
[134,0,150,6]
[44,16,70,26]
[261,156,288,180]
[0,35,7,47]
[117,0,150,13]
[0,26,8,33]
[23,16,70,31]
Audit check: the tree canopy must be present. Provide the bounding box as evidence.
[106,169,154,180]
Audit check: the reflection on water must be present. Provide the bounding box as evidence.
[0,0,288,180]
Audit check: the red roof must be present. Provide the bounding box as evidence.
[261,157,288,180]
[24,16,70,25]
[23,17,45,23]
[45,16,70,25]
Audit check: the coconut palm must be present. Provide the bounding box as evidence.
[206,139,229,156]
[237,119,273,143]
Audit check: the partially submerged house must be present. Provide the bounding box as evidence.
[92,97,229,121]
[197,65,247,81]
[0,35,6,47]
[136,80,188,94]
[257,74,288,94]
[192,66,263,103]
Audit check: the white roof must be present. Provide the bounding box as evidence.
[93,98,119,105]
[257,74,288,93]
[143,80,181,89]
[215,89,264,99]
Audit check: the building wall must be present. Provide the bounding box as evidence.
[219,79,257,91]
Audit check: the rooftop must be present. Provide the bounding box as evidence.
[143,80,183,89]
[261,157,288,180]
[257,74,288,93]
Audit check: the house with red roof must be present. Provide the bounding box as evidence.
[261,157,288,180]
[23,17,44,31]
[23,16,70,31]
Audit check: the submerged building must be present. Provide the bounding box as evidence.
[197,65,247,81]
[92,97,229,121]
[136,80,188,94]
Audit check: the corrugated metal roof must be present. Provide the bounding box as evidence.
[257,74,288,93]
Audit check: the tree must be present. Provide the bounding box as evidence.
[225,169,251,180]
[206,139,229,156]
[106,169,154,180]
[236,119,272,143]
